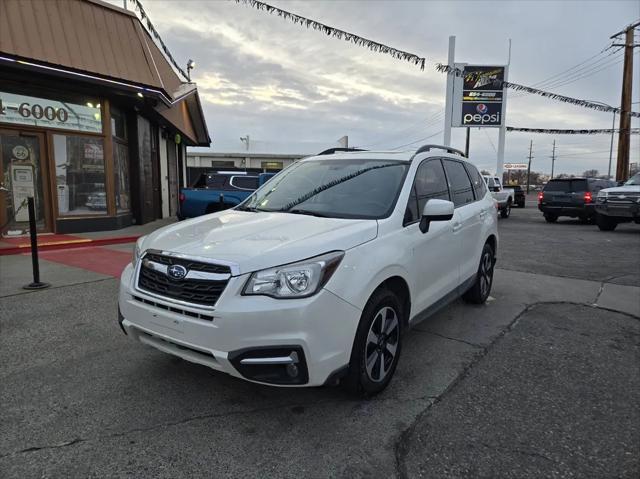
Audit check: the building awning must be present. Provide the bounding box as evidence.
[0,0,210,146]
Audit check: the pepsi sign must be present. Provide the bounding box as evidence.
[453,65,505,128]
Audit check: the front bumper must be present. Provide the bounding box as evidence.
[595,201,640,219]
[118,263,362,387]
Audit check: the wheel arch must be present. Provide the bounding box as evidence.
[368,275,411,328]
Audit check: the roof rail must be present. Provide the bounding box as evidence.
[414,144,466,158]
[317,147,367,156]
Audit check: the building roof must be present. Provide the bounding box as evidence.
[0,0,210,146]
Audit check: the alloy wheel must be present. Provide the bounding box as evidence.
[479,250,494,298]
[365,306,400,382]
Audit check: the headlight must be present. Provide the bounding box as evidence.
[243,251,344,299]
[132,236,147,266]
[597,191,608,202]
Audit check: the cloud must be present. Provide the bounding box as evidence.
[107,0,639,175]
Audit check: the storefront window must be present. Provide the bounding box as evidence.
[53,135,107,215]
[111,107,130,212]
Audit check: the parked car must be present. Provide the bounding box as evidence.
[118,145,498,395]
[538,178,616,223]
[483,175,514,218]
[178,170,275,219]
[594,172,640,231]
[513,185,525,208]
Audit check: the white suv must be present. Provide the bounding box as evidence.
[118,145,498,395]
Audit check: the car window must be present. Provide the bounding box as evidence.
[464,163,487,199]
[411,159,450,218]
[232,176,259,190]
[404,184,420,225]
[206,175,227,188]
[571,179,588,192]
[443,160,475,207]
[544,180,570,192]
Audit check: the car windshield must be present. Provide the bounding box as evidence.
[239,159,409,219]
[624,173,640,186]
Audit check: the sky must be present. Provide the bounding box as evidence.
[110,0,639,176]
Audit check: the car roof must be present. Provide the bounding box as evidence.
[301,148,469,164]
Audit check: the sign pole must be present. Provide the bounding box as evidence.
[496,64,508,179]
[464,127,470,157]
[443,36,455,147]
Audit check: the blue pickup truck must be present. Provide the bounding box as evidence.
[178,170,275,219]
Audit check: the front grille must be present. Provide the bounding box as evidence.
[143,252,231,274]
[137,253,230,307]
[133,296,215,321]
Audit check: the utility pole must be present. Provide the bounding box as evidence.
[526,140,533,193]
[443,36,456,147]
[550,140,556,179]
[611,21,639,181]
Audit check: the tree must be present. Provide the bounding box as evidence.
[583,169,599,178]
[480,169,491,176]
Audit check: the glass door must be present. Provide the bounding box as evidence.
[0,130,50,234]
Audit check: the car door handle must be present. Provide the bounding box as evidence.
[479,210,486,219]
[452,222,462,232]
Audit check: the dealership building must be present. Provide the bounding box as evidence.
[0,0,209,233]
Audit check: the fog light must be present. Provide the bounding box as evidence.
[286,363,299,378]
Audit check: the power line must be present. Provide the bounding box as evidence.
[388,129,444,150]
[358,108,444,148]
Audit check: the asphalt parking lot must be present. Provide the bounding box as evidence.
[1,199,639,478]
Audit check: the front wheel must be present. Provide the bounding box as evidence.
[544,214,558,223]
[344,289,403,396]
[596,213,617,231]
[463,243,495,304]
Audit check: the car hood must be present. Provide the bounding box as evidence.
[141,210,378,274]
[601,184,640,194]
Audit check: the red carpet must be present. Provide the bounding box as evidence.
[38,246,132,278]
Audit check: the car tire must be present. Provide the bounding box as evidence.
[463,242,495,305]
[500,201,511,218]
[544,214,558,223]
[344,288,403,397]
[596,213,617,231]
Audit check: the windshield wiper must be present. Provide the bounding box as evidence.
[279,163,400,212]
[235,205,262,212]
[286,209,330,217]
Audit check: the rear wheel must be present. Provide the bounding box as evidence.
[544,214,558,223]
[344,289,403,396]
[596,213,617,231]
[500,201,511,218]
[463,242,495,304]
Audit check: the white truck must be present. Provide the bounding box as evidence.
[483,175,514,218]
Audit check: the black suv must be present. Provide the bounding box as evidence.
[538,178,615,223]
[513,185,525,208]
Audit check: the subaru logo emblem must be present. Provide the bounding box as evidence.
[167,264,188,280]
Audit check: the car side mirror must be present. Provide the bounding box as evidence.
[419,199,454,233]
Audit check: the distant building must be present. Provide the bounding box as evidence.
[186,137,342,186]
[0,0,209,233]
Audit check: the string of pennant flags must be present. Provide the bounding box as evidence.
[506,127,640,135]
[435,65,640,118]
[232,0,427,70]
[232,0,640,119]
[130,0,190,81]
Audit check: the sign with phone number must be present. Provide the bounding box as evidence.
[0,91,102,133]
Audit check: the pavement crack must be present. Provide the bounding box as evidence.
[593,281,606,306]
[411,328,481,348]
